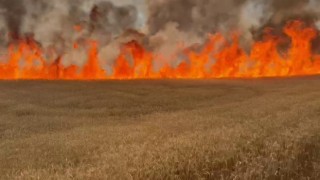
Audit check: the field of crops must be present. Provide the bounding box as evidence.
[1,78,320,179]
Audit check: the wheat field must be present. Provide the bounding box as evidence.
[0,77,320,179]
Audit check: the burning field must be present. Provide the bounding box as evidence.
[1,0,320,179]
[3,20,320,80]
[1,0,320,79]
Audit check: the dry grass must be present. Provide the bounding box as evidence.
[1,77,320,179]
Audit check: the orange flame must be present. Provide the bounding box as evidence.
[1,20,320,80]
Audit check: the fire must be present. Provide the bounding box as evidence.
[1,20,320,80]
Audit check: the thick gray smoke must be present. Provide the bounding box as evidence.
[0,0,146,66]
[147,0,245,36]
[147,0,320,60]
[21,0,141,47]
[0,0,25,39]
[0,0,320,68]
[147,0,320,35]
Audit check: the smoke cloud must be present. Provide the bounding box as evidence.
[0,0,320,68]
[146,0,320,55]
[0,0,145,66]
[147,0,320,36]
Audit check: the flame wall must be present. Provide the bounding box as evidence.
[1,20,320,80]
[0,0,320,80]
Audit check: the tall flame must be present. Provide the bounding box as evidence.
[1,20,320,80]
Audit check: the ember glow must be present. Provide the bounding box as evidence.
[1,20,320,80]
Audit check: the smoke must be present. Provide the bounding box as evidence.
[0,0,145,66]
[147,0,320,35]
[237,0,272,50]
[0,0,320,69]
[20,0,141,46]
[148,22,202,70]
[1,0,319,44]
[0,0,25,39]
[147,0,246,36]
[141,0,320,70]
